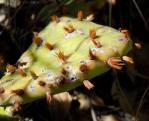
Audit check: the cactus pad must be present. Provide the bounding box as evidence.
[0,16,132,108]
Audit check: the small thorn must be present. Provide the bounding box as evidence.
[89,29,102,48]
[56,51,67,63]
[89,29,96,40]
[69,24,75,32]
[56,75,69,85]
[16,61,27,67]
[89,49,96,60]
[0,87,5,94]
[134,42,142,49]
[91,39,102,48]
[33,31,38,36]
[45,42,54,50]
[107,57,124,70]
[30,70,38,80]
[79,64,88,73]
[64,27,70,32]
[11,89,24,96]
[32,32,43,46]
[46,92,52,103]
[18,68,26,77]
[119,28,129,38]
[77,10,84,20]
[38,80,46,87]
[83,80,94,90]
[50,15,60,22]
[122,56,134,64]
[64,24,75,33]
[61,68,67,75]
[46,83,55,89]
[86,14,94,21]
[6,64,16,73]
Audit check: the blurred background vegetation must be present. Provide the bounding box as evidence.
[0,0,149,121]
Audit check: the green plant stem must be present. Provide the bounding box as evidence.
[135,85,149,121]
[113,70,134,115]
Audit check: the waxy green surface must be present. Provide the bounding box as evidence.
[0,17,132,108]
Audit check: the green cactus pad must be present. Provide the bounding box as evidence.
[0,16,132,108]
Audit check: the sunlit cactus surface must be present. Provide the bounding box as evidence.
[0,16,132,110]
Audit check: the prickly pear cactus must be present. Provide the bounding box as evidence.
[0,16,132,115]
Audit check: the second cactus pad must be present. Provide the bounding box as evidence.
[0,16,132,107]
